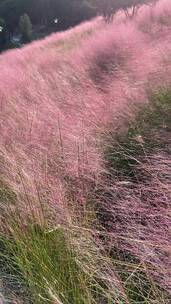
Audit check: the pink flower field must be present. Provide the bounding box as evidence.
[1,0,171,303]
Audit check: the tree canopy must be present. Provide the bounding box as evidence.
[19,13,32,42]
[0,0,96,34]
[0,0,156,35]
[93,0,156,22]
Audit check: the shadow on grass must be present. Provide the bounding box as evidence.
[104,89,171,181]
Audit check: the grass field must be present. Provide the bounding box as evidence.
[0,0,171,303]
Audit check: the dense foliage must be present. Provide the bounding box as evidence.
[0,17,7,47]
[0,0,157,51]
[19,13,32,42]
[0,0,156,36]
[94,0,156,22]
[0,0,96,34]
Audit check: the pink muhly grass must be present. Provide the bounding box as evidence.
[0,0,171,204]
[0,0,171,299]
[100,152,171,293]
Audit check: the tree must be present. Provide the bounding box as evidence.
[19,13,32,43]
[0,17,7,50]
[0,0,27,35]
[0,0,96,36]
[122,0,156,19]
[93,0,156,23]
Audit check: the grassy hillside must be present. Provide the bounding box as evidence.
[0,0,171,303]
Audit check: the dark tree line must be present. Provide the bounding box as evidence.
[93,0,156,23]
[0,0,157,50]
[0,0,96,50]
[0,0,96,34]
[0,0,157,33]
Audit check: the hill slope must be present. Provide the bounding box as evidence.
[0,0,171,303]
